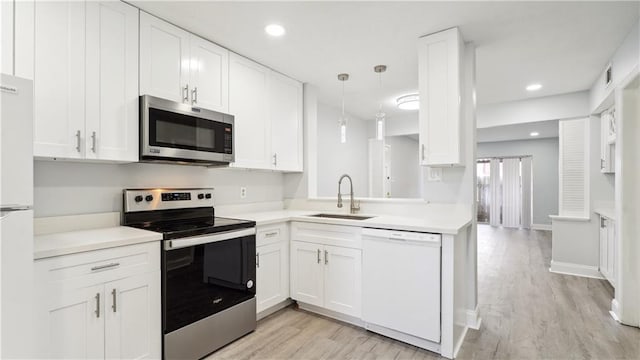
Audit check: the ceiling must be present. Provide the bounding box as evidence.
[477,120,558,143]
[132,1,639,120]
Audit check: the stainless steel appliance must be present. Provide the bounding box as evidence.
[1,74,35,358]
[139,95,234,166]
[122,188,256,360]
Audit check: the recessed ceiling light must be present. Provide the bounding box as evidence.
[396,94,419,110]
[526,83,542,91]
[265,24,285,37]
[530,131,540,137]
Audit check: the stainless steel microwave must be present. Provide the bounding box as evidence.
[140,95,234,166]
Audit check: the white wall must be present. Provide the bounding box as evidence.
[477,91,590,128]
[385,135,421,198]
[385,113,419,136]
[590,21,639,113]
[34,161,284,217]
[477,137,559,225]
[316,102,369,197]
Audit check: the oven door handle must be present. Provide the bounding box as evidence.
[164,228,256,250]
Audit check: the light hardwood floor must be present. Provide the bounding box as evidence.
[207,225,640,360]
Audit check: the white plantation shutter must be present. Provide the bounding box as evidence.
[559,118,590,218]
[521,157,533,229]
[502,158,521,228]
[489,159,501,226]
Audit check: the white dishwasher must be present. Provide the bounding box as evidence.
[362,227,441,344]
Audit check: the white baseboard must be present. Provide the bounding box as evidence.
[531,223,552,231]
[610,299,621,323]
[452,325,468,359]
[549,260,605,279]
[466,306,482,330]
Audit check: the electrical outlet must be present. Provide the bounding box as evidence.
[240,187,247,199]
[426,167,442,182]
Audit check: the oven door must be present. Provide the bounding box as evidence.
[162,228,256,335]
[140,95,234,164]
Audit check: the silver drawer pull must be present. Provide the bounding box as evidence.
[91,262,120,271]
[265,231,279,238]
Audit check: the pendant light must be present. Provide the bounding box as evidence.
[374,65,387,140]
[337,73,349,143]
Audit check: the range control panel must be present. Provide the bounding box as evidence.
[124,188,214,212]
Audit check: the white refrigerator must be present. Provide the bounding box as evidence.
[0,73,34,358]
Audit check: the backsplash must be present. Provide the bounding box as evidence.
[34,160,284,217]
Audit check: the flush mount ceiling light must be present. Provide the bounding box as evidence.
[526,83,542,91]
[530,131,540,137]
[396,94,420,110]
[265,24,285,37]
[337,73,349,143]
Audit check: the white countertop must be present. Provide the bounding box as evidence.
[594,208,616,220]
[34,226,163,260]
[228,210,471,235]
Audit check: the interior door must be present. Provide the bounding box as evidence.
[33,0,85,159]
[323,245,362,317]
[46,284,104,359]
[189,35,229,112]
[139,12,190,103]
[85,1,138,162]
[290,241,323,307]
[105,272,161,360]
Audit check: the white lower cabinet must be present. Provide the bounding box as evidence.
[290,222,362,318]
[34,242,161,359]
[256,223,290,314]
[599,215,616,287]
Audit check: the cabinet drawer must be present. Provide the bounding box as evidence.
[257,223,288,247]
[291,222,362,249]
[35,242,160,287]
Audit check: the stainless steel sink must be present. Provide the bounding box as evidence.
[308,213,375,220]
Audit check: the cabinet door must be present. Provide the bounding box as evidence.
[256,241,289,313]
[418,27,462,166]
[323,246,362,317]
[599,216,609,278]
[85,1,138,162]
[229,53,272,169]
[270,71,303,172]
[44,284,105,359]
[105,272,161,360]
[33,1,85,159]
[139,12,190,103]
[189,35,229,112]
[606,219,616,286]
[290,241,323,307]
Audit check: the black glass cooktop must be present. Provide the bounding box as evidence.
[123,207,255,240]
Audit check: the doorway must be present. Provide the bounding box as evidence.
[476,156,532,229]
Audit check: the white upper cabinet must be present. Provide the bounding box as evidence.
[418,27,463,167]
[139,12,190,104]
[229,53,303,172]
[32,1,86,159]
[229,53,272,169]
[30,1,138,162]
[140,12,229,113]
[1,0,13,74]
[270,71,304,172]
[85,1,139,162]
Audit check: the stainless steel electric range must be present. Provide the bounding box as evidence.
[122,188,256,360]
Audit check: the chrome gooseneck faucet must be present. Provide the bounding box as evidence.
[337,174,360,214]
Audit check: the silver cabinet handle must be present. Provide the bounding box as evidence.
[95,293,100,318]
[273,153,278,166]
[256,252,260,268]
[111,288,117,313]
[317,249,321,264]
[192,87,198,104]
[75,130,81,153]
[91,262,120,271]
[265,231,278,238]
[324,250,328,265]
[601,159,605,169]
[183,84,189,103]
[91,131,97,153]
[421,144,425,161]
